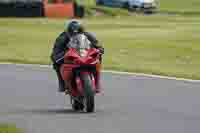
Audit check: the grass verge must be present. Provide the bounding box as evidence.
[0,15,200,79]
[85,6,130,17]
[159,0,200,14]
[0,124,23,133]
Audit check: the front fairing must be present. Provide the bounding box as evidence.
[64,48,100,65]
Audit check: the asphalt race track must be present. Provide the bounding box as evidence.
[0,64,200,133]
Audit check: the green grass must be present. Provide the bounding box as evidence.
[0,124,23,133]
[85,6,130,16]
[159,0,200,13]
[1,15,200,79]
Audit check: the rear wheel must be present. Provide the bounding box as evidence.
[81,74,95,113]
[85,95,94,113]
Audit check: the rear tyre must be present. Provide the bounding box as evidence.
[81,74,95,113]
[85,95,94,113]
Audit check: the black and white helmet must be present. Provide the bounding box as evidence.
[65,20,84,35]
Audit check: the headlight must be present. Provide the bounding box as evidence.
[79,49,88,57]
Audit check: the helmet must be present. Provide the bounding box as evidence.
[65,20,84,35]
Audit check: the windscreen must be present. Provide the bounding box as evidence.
[68,33,92,57]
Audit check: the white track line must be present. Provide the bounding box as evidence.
[1,62,200,83]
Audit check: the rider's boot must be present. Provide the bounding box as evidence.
[95,72,101,93]
[56,70,65,92]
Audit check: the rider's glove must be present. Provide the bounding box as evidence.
[98,47,104,55]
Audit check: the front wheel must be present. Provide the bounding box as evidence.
[81,74,95,113]
[72,97,84,111]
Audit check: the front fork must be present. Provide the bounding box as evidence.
[76,72,96,95]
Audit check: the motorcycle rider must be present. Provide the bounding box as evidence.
[50,20,104,92]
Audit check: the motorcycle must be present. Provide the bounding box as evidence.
[59,34,102,113]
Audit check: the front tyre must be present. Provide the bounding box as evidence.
[81,74,95,113]
[72,97,84,111]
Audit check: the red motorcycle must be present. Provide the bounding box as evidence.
[60,41,102,112]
